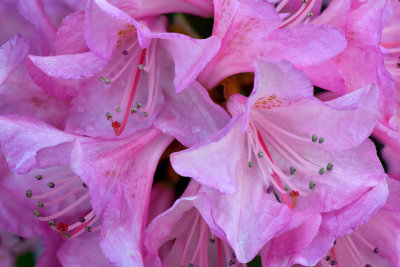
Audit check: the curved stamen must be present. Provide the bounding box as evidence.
[67,211,95,231]
[276,0,291,12]
[279,0,316,29]
[30,180,79,200]
[37,193,89,221]
[189,218,207,264]
[43,186,85,207]
[113,49,147,136]
[180,212,200,266]
[252,111,310,142]
[249,123,310,195]
[69,215,100,239]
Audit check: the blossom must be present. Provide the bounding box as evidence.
[26,0,223,138]
[27,0,220,101]
[303,178,400,267]
[146,181,259,266]
[0,114,177,265]
[302,0,396,125]
[259,179,389,266]
[197,0,347,89]
[170,59,386,261]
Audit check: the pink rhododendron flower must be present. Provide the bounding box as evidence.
[302,0,396,125]
[0,114,175,265]
[0,0,398,265]
[371,0,400,151]
[170,59,386,261]
[198,0,347,89]
[260,178,389,266]
[145,181,246,267]
[27,0,222,137]
[305,178,400,267]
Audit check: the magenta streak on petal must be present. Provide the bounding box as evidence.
[257,131,294,210]
[112,49,147,136]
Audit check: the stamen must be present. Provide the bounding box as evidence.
[30,179,79,200]
[68,211,95,231]
[43,186,84,207]
[35,174,43,180]
[180,212,200,266]
[37,193,89,221]
[189,219,206,265]
[279,0,317,28]
[256,130,294,209]
[26,190,32,198]
[327,163,333,171]
[312,134,318,142]
[276,0,290,12]
[309,181,316,189]
[112,49,147,136]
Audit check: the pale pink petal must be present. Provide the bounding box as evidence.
[0,115,75,173]
[54,11,87,55]
[171,117,245,194]
[154,81,230,147]
[71,128,173,266]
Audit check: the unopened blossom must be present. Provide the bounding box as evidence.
[171,59,386,261]
[197,0,347,89]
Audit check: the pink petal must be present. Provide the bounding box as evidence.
[154,81,230,147]
[71,128,173,266]
[55,11,87,55]
[171,117,245,194]
[57,232,113,267]
[0,115,75,173]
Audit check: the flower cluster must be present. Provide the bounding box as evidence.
[0,0,399,266]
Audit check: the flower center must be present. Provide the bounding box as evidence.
[25,168,99,240]
[244,109,334,210]
[100,25,162,136]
